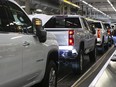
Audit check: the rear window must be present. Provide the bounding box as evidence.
[104,23,111,29]
[44,17,81,28]
[92,22,102,28]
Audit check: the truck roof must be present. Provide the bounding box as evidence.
[53,15,84,18]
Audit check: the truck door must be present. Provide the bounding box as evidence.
[7,1,46,84]
[0,1,23,87]
[81,18,94,52]
[102,23,108,43]
[85,19,95,48]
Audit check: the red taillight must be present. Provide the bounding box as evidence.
[69,30,74,35]
[97,29,101,38]
[68,30,74,46]
[107,29,111,35]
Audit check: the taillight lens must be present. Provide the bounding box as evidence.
[107,29,111,35]
[68,30,74,46]
[97,29,101,38]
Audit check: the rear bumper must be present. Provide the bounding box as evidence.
[96,38,102,46]
[59,46,78,59]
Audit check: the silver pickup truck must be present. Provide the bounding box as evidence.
[44,15,97,74]
[90,21,109,53]
[103,22,113,46]
[0,0,58,87]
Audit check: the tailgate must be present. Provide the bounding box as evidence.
[95,28,102,37]
[46,28,68,46]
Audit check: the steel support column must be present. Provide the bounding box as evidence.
[86,6,88,17]
[60,1,65,15]
[81,4,84,16]
[67,4,71,14]
[25,0,31,14]
[14,0,21,5]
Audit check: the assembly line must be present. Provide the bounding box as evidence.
[0,0,116,87]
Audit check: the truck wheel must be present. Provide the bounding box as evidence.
[72,49,84,75]
[89,45,96,63]
[105,37,109,50]
[106,42,109,50]
[101,39,105,53]
[109,37,113,46]
[112,38,114,44]
[40,61,57,87]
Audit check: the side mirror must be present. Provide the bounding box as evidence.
[32,18,47,43]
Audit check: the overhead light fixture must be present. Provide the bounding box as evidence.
[107,0,116,12]
[80,0,111,18]
[36,9,42,12]
[86,17,98,22]
[21,6,26,9]
[63,0,80,8]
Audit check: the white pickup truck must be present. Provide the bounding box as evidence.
[0,0,58,87]
[36,15,96,74]
[103,22,113,46]
[90,21,109,52]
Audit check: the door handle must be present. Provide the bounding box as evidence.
[23,41,30,46]
[36,59,44,62]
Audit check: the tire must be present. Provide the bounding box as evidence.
[105,41,109,50]
[89,45,96,63]
[101,39,105,53]
[106,36,110,49]
[109,37,113,46]
[40,61,57,87]
[112,38,113,44]
[108,36,111,47]
[72,49,84,75]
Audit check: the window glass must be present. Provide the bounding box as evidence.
[104,23,111,29]
[7,1,33,33]
[65,18,81,28]
[82,18,89,30]
[92,22,102,28]
[44,18,55,28]
[0,2,10,32]
[44,17,82,28]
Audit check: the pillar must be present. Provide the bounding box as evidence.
[15,0,21,5]
[67,4,71,14]
[25,0,31,14]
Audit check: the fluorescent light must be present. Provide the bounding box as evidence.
[63,0,80,8]
[21,6,26,9]
[81,0,111,18]
[86,18,98,22]
[36,9,42,12]
[107,0,116,12]
[82,1,88,5]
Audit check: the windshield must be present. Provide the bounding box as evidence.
[104,23,111,29]
[92,22,102,28]
[44,17,82,28]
